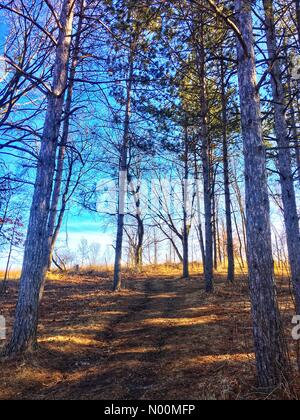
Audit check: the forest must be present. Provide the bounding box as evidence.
[0,0,300,402]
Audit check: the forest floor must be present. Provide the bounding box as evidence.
[0,267,299,400]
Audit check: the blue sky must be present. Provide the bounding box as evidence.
[0,16,117,269]
[0,8,290,271]
[0,18,7,44]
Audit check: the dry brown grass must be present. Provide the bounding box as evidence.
[0,270,20,282]
[0,268,299,400]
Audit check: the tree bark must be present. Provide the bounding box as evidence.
[236,0,289,389]
[289,93,300,184]
[182,125,190,279]
[198,23,213,292]
[194,154,206,268]
[135,215,144,268]
[212,182,218,271]
[263,0,300,314]
[113,43,134,291]
[295,0,300,44]
[221,57,235,283]
[47,0,85,273]
[6,0,75,355]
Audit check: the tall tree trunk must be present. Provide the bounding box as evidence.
[194,153,206,269]
[134,204,144,269]
[198,23,213,292]
[295,0,300,44]
[202,119,213,291]
[235,0,289,389]
[135,216,144,268]
[182,125,190,279]
[47,0,85,273]
[212,183,218,271]
[128,172,144,269]
[6,0,75,355]
[289,95,300,183]
[221,57,235,283]
[285,42,300,183]
[263,0,300,314]
[113,45,134,291]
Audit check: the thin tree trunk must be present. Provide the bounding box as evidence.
[212,184,218,271]
[198,22,213,292]
[113,43,134,291]
[169,235,183,263]
[6,0,75,355]
[236,0,289,389]
[233,171,247,258]
[182,125,190,279]
[289,97,300,183]
[135,215,144,268]
[221,57,235,283]
[128,172,144,269]
[295,0,300,44]
[194,153,206,269]
[263,0,300,314]
[0,225,15,295]
[232,203,244,269]
[154,228,158,265]
[216,199,222,265]
[47,1,85,273]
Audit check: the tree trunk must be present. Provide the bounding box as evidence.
[295,0,300,44]
[202,133,213,290]
[6,0,75,355]
[212,184,218,271]
[194,156,206,269]
[47,0,85,273]
[221,57,235,283]
[232,203,245,269]
[135,214,144,268]
[0,221,15,295]
[232,170,247,261]
[182,125,190,279]
[289,95,300,184]
[113,45,134,291]
[128,172,144,269]
[198,24,213,292]
[114,179,126,291]
[154,228,158,265]
[235,0,289,389]
[263,0,300,314]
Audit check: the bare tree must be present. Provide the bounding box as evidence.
[235,0,289,389]
[7,0,76,355]
[263,0,300,315]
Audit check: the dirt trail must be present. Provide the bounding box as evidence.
[102,278,183,400]
[0,272,297,400]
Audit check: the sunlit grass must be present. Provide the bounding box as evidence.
[0,270,20,281]
[143,315,224,327]
[0,261,290,286]
[39,335,100,346]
